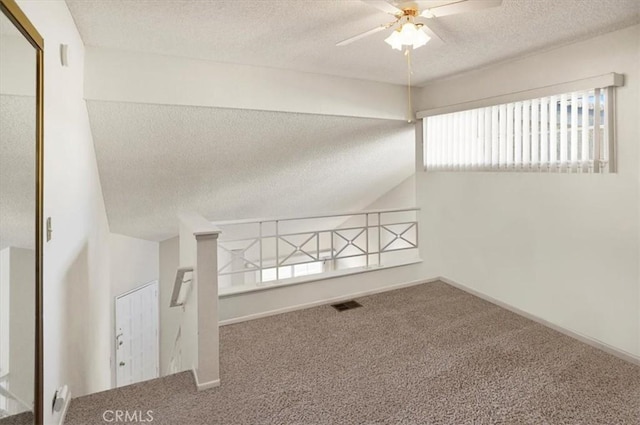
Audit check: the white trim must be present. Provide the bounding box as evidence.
[194,231,221,239]
[416,73,624,118]
[220,275,640,366]
[219,277,438,326]
[191,368,220,391]
[438,276,640,366]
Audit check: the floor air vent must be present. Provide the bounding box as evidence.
[331,300,362,312]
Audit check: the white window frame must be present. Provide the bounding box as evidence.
[258,251,330,283]
[417,73,623,173]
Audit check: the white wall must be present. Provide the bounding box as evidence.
[108,233,159,385]
[158,236,180,375]
[414,25,640,358]
[109,234,158,297]
[219,262,426,322]
[360,175,416,211]
[84,47,408,121]
[17,1,113,422]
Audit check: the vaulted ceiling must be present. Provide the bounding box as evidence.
[86,102,414,241]
[61,0,639,241]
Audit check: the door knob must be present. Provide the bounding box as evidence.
[119,361,125,367]
[116,332,124,349]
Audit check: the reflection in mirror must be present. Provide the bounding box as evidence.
[0,8,36,424]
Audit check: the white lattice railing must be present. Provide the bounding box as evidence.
[214,208,419,293]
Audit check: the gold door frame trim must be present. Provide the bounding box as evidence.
[0,0,44,423]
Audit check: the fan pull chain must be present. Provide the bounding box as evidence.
[405,47,413,123]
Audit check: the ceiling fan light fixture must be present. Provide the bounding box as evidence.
[385,22,431,51]
[384,29,403,50]
[412,27,431,49]
[398,22,418,44]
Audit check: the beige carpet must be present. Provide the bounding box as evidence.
[65,281,640,424]
[0,412,32,425]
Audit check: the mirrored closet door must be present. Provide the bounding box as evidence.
[0,0,43,423]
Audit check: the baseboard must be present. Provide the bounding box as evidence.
[191,368,220,391]
[438,276,640,366]
[219,273,639,366]
[219,277,439,326]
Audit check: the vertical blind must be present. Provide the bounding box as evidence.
[424,89,612,173]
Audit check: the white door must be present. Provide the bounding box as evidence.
[115,281,159,387]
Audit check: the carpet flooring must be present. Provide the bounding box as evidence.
[65,281,640,424]
[0,412,32,425]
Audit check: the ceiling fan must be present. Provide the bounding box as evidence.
[337,0,503,50]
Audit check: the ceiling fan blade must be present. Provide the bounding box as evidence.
[399,1,457,9]
[420,0,502,18]
[419,22,444,44]
[336,25,389,46]
[361,0,403,15]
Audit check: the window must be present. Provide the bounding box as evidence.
[423,87,616,173]
[259,260,325,283]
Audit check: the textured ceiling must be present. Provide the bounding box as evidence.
[0,95,36,251]
[87,102,414,241]
[65,0,640,85]
[65,0,638,242]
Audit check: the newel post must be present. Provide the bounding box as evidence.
[193,230,221,390]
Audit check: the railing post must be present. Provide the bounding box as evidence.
[377,212,382,266]
[365,213,369,267]
[275,220,279,281]
[193,230,221,390]
[258,222,263,284]
[230,249,244,287]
